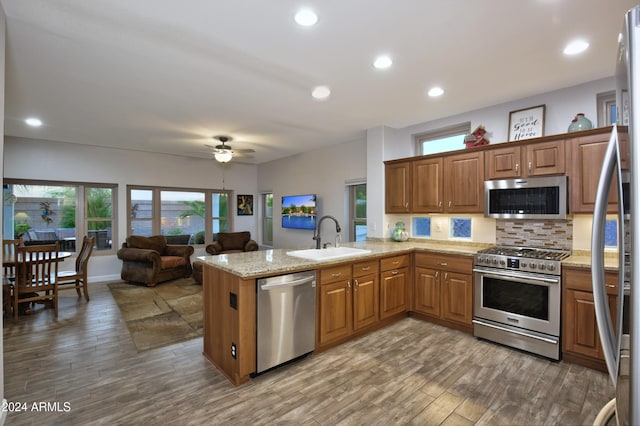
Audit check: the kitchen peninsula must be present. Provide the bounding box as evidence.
[198,240,489,386]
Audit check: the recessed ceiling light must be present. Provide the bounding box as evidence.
[25,117,43,127]
[294,9,318,26]
[563,39,589,56]
[312,85,331,100]
[373,55,392,69]
[428,87,444,97]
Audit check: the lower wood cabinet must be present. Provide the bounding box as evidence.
[562,266,618,371]
[413,251,473,332]
[380,255,410,320]
[317,261,381,347]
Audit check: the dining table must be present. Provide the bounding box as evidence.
[2,250,72,267]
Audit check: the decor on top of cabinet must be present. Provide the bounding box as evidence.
[391,221,409,241]
[567,113,593,132]
[508,104,545,141]
[464,125,490,148]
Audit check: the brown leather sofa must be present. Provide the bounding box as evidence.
[192,232,259,284]
[117,235,194,287]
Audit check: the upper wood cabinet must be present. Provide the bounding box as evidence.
[443,151,484,213]
[385,161,411,213]
[485,139,565,179]
[569,128,628,213]
[412,157,444,212]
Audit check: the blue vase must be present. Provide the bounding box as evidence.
[568,113,593,132]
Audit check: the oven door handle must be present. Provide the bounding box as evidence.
[473,267,560,284]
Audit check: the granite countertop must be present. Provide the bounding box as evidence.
[197,239,492,279]
[563,250,622,271]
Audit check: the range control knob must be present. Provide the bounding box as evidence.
[499,260,506,266]
[492,258,499,265]
[521,262,528,268]
[547,263,556,272]
[538,263,546,271]
[530,263,537,269]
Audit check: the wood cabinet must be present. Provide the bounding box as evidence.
[317,261,381,347]
[413,251,473,332]
[412,157,444,212]
[569,127,628,213]
[485,139,565,179]
[443,151,484,213]
[385,161,411,213]
[563,266,619,371]
[380,254,410,320]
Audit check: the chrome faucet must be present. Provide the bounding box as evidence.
[313,215,342,249]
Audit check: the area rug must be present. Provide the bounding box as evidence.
[107,278,203,352]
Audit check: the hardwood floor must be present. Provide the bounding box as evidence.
[3,281,614,425]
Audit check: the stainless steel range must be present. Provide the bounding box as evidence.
[472,245,571,360]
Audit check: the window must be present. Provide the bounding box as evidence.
[415,122,470,155]
[450,217,472,239]
[597,91,617,127]
[4,180,117,253]
[127,185,231,245]
[412,217,431,237]
[348,182,367,242]
[262,193,273,246]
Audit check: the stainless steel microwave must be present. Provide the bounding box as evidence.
[484,176,568,219]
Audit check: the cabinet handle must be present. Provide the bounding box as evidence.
[354,279,359,288]
[391,270,398,275]
[392,260,400,265]
[360,266,371,271]
[331,272,342,277]
[606,284,616,288]
[528,161,532,172]
[448,201,452,208]
[405,202,409,210]
[435,271,439,279]
[438,201,442,208]
[440,262,448,266]
[347,280,351,289]
[444,272,449,281]
[515,163,520,175]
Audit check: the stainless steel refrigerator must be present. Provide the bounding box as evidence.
[592,6,640,425]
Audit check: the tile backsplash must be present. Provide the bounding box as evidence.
[496,219,573,251]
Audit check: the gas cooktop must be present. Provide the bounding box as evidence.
[474,246,570,275]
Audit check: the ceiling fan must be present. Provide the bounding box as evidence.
[205,136,255,163]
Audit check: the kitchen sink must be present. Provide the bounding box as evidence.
[286,246,372,261]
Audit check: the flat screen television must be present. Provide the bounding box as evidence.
[281,194,317,230]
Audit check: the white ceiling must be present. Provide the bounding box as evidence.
[1,0,637,164]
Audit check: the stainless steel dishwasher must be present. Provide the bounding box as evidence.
[256,270,316,373]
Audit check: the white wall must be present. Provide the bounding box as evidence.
[4,137,258,281]
[257,137,367,249]
[367,77,616,239]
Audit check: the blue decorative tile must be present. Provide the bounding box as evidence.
[605,219,617,248]
[451,218,471,239]
[412,217,430,237]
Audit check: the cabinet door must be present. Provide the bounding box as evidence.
[563,289,602,359]
[318,281,352,345]
[413,266,440,317]
[353,272,379,331]
[485,146,522,179]
[441,271,472,326]
[525,140,566,176]
[444,151,484,213]
[385,162,411,213]
[380,267,408,320]
[570,134,619,213]
[412,158,444,212]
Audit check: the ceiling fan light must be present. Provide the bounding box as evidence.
[214,151,233,163]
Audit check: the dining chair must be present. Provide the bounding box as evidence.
[13,243,59,319]
[3,237,23,317]
[57,235,94,301]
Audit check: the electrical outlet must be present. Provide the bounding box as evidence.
[231,343,237,359]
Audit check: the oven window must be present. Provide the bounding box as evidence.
[483,276,549,321]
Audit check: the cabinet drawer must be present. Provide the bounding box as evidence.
[353,260,379,277]
[414,252,472,274]
[320,264,352,285]
[564,267,619,294]
[380,255,410,271]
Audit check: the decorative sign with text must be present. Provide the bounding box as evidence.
[508,105,545,141]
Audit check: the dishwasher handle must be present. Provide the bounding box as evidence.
[260,275,316,291]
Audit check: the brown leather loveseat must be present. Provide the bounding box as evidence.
[117,235,194,287]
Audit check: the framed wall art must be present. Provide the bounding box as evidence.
[237,194,253,216]
[508,104,545,141]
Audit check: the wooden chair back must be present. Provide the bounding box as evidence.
[3,238,23,278]
[14,243,59,318]
[76,236,95,275]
